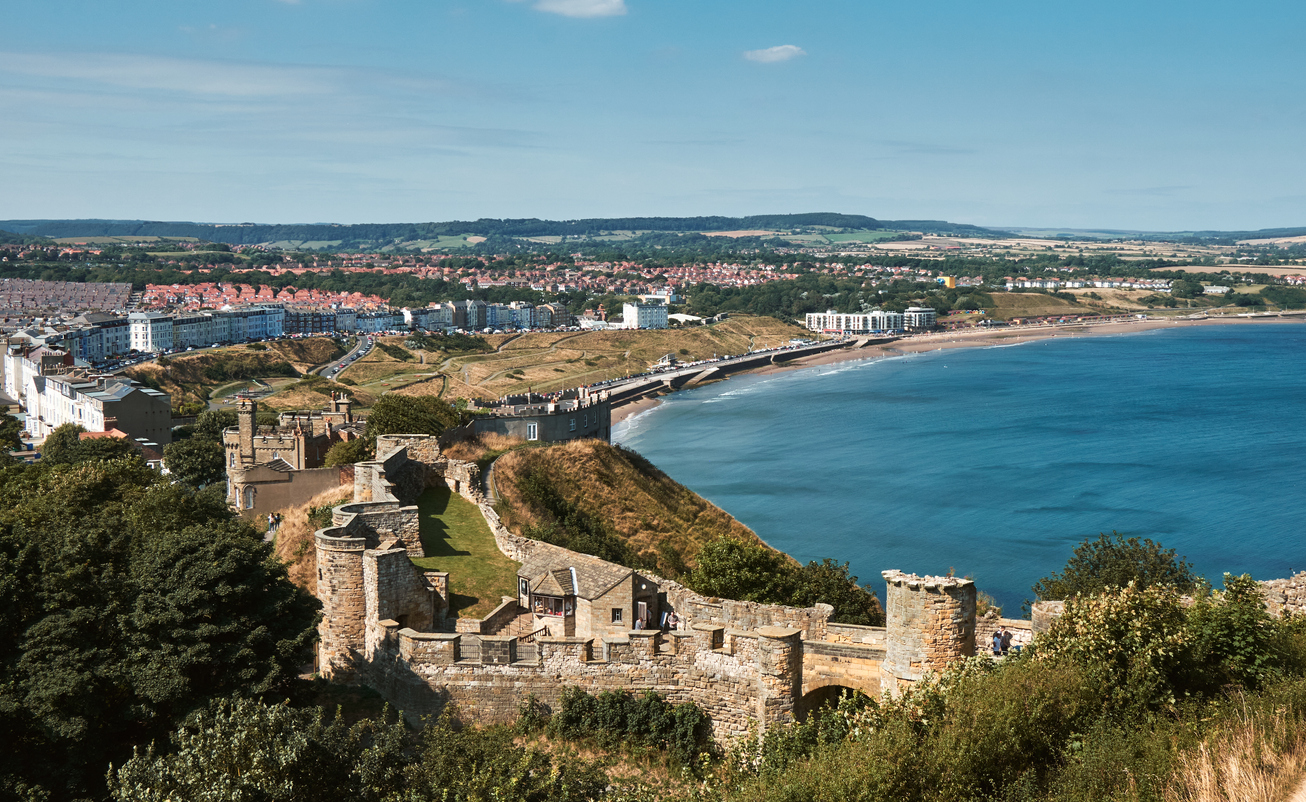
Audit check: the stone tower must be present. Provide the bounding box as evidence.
[316,529,368,679]
[236,396,257,466]
[879,570,976,696]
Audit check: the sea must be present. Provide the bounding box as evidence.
[613,322,1306,614]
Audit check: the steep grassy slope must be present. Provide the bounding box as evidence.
[493,439,762,576]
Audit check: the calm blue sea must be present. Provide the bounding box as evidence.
[613,323,1306,614]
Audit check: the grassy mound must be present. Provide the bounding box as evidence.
[124,337,346,405]
[492,439,761,576]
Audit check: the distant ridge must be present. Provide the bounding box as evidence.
[0,214,1013,248]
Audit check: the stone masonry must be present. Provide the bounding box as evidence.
[880,570,977,695]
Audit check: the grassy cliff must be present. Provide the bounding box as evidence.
[492,439,763,577]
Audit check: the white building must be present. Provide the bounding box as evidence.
[903,307,938,330]
[129,312,174,353]
[622,302,669,330]
[804,309,904,333]
[23,373,171,444]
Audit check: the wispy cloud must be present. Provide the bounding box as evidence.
[743,45,805,64]
[532,0,627,18]
[0,52,341,96]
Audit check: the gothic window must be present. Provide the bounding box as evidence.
[243,486,256,510]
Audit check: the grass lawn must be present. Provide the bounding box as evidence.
[411,486,520,620]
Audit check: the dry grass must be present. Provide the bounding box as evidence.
[493,439,760,570]
[327,316,811,404]
[1165,710,1306,802]
[442,432,525,463]
[262,379,378,411]
[273,483,354,594]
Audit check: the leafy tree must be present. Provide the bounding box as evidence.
[791,559,884,626]
[38,422,88,464]
[1031,531,1197,602]
[324,438,371,467]
[40,423,139,465]
[363,395,464,443]
[109,698,409,802]
[0,460,319,800]
[193,410,237,442]
[163,438,226,487]
[0,411,22,452]
[688,537,797,603]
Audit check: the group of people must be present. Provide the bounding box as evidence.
[991,625,1015,656]
[266,512,283,535]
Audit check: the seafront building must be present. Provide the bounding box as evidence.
[805,309,905,334]
[622,302,669,330]
[903,307,938,330]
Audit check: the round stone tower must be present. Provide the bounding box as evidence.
[316,531,369,679]
[879,569,977,696]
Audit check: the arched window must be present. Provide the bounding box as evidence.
[243,486,256,510]
[229,451,236,467]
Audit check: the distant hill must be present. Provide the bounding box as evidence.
[0,213,1017,251]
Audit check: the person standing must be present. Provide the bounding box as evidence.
[999,626,1013,656]
[992,629,1003,656]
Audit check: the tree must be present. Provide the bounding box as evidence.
[163,438,226,487]
[109,698,409,802]
[0,460,319,799]
[38,422,87,464]
[1031,531,1197,602]
[324,438,371,467]
[193,410,237,442]
[363,395,464,442]
[687,537,798,604]
[40,423,139,465]
[791,559,885,626]
[0,411,22,452]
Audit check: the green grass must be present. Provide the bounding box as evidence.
[411,486,521,619]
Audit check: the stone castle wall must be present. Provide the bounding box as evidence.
[362,618,804,739]
[880,570,976,695]
[1261,573,1306,617]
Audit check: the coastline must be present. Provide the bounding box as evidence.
[609,314,1305,424]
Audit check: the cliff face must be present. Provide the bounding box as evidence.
[492,439,761,574]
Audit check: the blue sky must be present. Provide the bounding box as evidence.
[3,0,1305,230]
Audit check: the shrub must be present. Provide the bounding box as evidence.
[1031,531,1197,604]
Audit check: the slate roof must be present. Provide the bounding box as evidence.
[519,544,637,600]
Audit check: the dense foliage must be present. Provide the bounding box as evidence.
[362,395,465,443]
[39,423,139,465]
[0,455,319,801]
[686,537,884,626]
[523,687,713,770]
[109,699,609,802]
[1031,531,1198,603]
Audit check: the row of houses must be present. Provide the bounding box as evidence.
[3,343,172,445]
[804,307,938,334]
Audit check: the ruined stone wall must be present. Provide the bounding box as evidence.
[879,570,976,695]
[801,640,885,699]
[975,612,1033,652]
[362,620,804,740]
[364,545,444,640]
[1261,573,1306,617]
[456,598,519,635]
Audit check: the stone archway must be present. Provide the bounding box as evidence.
[796,681,873,722]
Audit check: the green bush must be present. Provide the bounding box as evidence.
[545,687,711,769]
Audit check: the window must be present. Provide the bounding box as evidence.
[243,486,256,509]
[611,608,623,624]
[569,417,576,432]
[526,423,538,441]
[532,595,568,616]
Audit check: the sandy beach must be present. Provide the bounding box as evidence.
[609,314,1305,424]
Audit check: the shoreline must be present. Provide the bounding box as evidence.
[609,314,1304,425]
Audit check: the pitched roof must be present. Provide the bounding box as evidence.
[519,544,635,600]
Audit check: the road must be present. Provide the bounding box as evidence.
[316,336,372,378]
